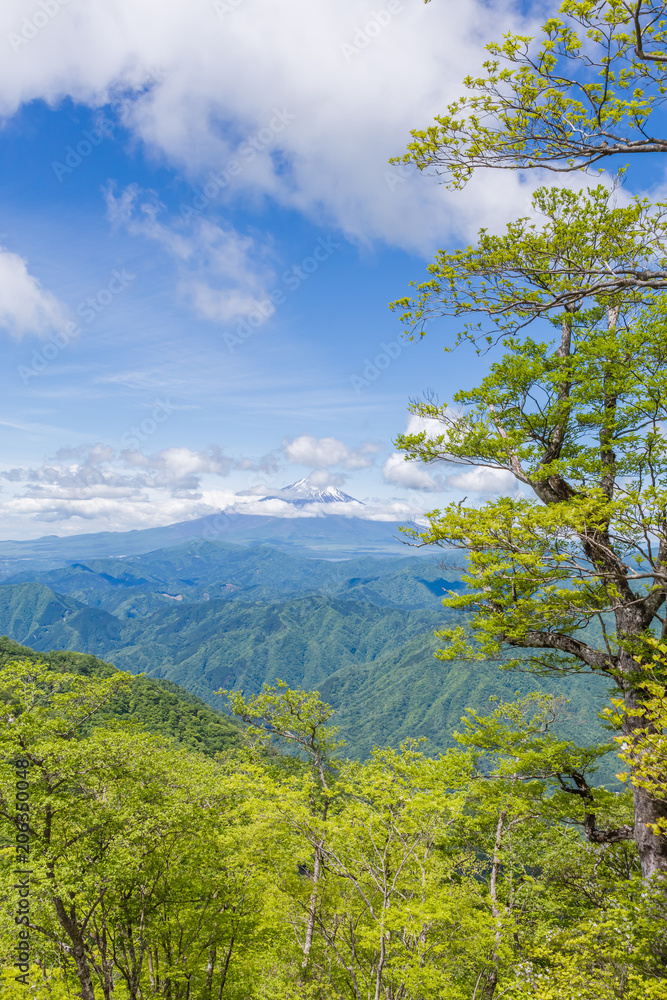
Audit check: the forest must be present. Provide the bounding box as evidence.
[0,648,665,1000]
[4,0,667,996]
[0,546,610,758]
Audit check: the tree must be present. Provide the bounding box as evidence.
[230,684,666,997]
[0,660,132,999]
[226,681,345,980]
[396,0,667,185]
[392,181,667,878]
[448,693,666,1000]
[0,660,288,1000]
[609,637,667,829]
[302,742,486,1000]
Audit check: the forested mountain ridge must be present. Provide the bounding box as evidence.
[0,539,461,613]
[0,542,612,758]
[0,636,242,755]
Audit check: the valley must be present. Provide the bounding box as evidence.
[0,535,611,758]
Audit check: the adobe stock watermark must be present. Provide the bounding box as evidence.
[142,64,168,87]
[201,510,233,542]
[18,267,135,385]
[384,162,413,192]
[120,398,175,449]
[179,109,295,224]
[349,336,411,394]
[51,115,116,182]
[340,2,403,63]
[13,757,32,986]
[223,235,340,353]
[213,0,245,15]
[8,0,74,54]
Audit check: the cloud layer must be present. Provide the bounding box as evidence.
[0,436,423,535]
[283,435,380,470]
[0,0,544,251]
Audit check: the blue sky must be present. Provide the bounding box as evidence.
[0,0,649,539]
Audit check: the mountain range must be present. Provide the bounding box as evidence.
[0,533,613,761]
[0,509,421,576]
[0,636,242,756]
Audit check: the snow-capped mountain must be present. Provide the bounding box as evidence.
[259,478,363,507]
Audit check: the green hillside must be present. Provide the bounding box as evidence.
[0,636,242,756]
[0,581,121,654]
[104,594,445,695]
[0,542,615,761]
[0,570,613,760]
[318,633,611,757]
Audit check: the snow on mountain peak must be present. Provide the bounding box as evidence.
[259,478,363,506]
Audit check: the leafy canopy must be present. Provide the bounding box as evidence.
[396,0,667,184]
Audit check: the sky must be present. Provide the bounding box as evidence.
[0,0,637,540]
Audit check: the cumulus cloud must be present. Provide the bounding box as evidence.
[382,452,444,491]
[405,414,446,439]
[231,451,282,475]
[0,0,558,251]
[106,184,276,324]
[283,435,380,469]
[1,442,238,513]
[0,246,70,339]
[446,466,518,494]
[123,445,234,490]
[304,468,348,489]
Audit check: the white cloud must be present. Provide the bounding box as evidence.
[105,184,276,324]
[304,468,348,489]
[283,434,380,469]
[382,452,443,491]
[405,414,446,439]
[0,436,434,536]
[0,246,70,339]
[1,443,237,512]
[123,445,234,486]
[446,466,518,494]
[0,0,555,251]
[1,493,219,527]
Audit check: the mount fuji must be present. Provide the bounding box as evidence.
[258,478,363,507]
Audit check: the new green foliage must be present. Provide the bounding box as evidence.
[391,119,667,877]
[0,659,280,1000]
[0,636,242,755]
[396,1,667,184]
[1,663,664,998]
[0,544,612,759]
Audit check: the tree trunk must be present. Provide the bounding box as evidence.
[147,949,157,992]
[217,935,235,1000]
[480,811,506,1000]
[632,782,667,877]
[205,946,216,1000]
[623,680,667,878]
[52,897,97,1000]
[301,840,323,976]
[614,597,667,879]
